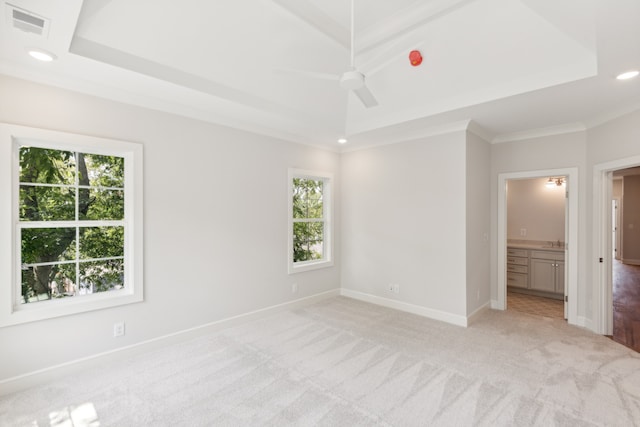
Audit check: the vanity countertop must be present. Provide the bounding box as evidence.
[507,240,565,252]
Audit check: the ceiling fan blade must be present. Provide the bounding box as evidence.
[274,67,340,81]
[353,84,378,108]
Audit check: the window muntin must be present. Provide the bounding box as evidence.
[288,170,333,273]
[18,146,126,304]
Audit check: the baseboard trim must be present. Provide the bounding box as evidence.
[575,316,594,332]
[490,299,501,310]
[340,288,468,327]
[467,301,491,325]
[621,258,640,266]
[0,288,341,397]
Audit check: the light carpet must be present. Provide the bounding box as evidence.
[1,296,640,426]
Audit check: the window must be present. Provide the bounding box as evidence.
[288,169,333,274]
[0,124,143,326]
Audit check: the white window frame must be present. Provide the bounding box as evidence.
[0,123,143,327]
[288,168,333,274]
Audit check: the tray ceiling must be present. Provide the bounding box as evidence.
[1,0,639,150]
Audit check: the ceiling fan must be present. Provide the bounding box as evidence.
[339,0,378,108]
[279,0,378,108]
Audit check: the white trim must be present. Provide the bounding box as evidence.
[0,288,341,396]
[497,168,579,327]
[490,299,500,309]
[287,168,334,274]
[491,123,586,144]
[0,123,144,327]
[621,258,640,266]
[340,288,469,327]
[467,301,491,325]
[593,155,640,335]
[575,316,593,330]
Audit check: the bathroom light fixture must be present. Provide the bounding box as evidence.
[27,48,56,62]
[546,177,565,188]
[337,138,347,144]
[616,70,639,80]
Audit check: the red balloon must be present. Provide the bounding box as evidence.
[409,50,423,66]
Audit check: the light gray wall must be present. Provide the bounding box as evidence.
[0,75,341,381]
[340,132,468,316]
[586,109,640,319]
[507,177,566,242]
[490,131,588,317]
[613,179,623,199]
[622,175,640,263]
[465,132,491,315]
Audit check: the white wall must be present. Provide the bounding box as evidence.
[507,177,566,242]
[465,132,491,315]
[340,132,468,318]
[490,131,588,317]
[0,75,341,382]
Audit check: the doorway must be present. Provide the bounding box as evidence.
[505,176,567,319]
[497,168,578,326]
[593,155,640,335]
[609,167,640,350]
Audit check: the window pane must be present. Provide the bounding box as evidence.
[21,228,76,264]
[308,221,324,240]
[20,185,75,221]
[21,263,77,304]
[293,221,324,262]
[19,146,75,185]
[79,227,124,259]
[81,189,124,220]
[82,153,124,188]
[293,178,324,219]
[79,259,124,294]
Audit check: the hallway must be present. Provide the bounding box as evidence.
[613,260,640,352]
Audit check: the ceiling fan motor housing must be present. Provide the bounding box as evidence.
[340,70,365,90]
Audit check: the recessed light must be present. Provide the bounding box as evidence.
[27,48,56,62]
[337,138,348,144]
[616,70,639,80]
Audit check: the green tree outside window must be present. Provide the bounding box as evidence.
[19,146,125,303]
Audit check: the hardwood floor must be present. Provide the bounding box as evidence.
[613,259,640,352]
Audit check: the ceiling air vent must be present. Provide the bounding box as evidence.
[6,3,49,37]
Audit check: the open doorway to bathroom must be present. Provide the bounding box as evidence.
[506,176,567,320]
[497,168,578,326]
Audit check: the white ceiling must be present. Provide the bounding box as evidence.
[1,0,639,151]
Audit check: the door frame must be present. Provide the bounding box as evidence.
[497,168,578,325]
[593,155,640,335]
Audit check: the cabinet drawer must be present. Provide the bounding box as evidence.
[507,272,528,288]
[530,250,564,261]
[507,248,528,257]
[507,256,528,265]
[507,264,528,274]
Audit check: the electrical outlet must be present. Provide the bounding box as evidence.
[113,322,125,337]
[292,283,298,293]
[387,284,394,292]
[520,228,527,236]
[393,284,400,294]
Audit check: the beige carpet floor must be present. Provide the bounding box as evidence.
[1,296,639,426]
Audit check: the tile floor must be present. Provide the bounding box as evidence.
[507,290,564,319]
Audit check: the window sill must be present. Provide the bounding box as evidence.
[288,259,334,274]
[0,290,143,327]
